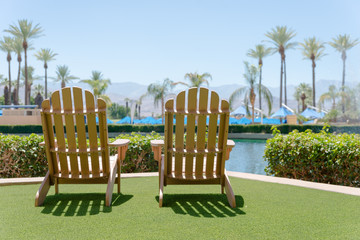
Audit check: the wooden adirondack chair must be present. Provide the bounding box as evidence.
[151,87,236,208]
[35,87,129,207]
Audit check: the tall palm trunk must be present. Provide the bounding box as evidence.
[161,97,164,124]
[7,54,11,104]
[279,58,283,108]
[284,60,287,105]
[61,80,65,88]
[312,58,316,107]
[259,61,262,111]
[341,52,346,113]
[16,57,21,104]
[250,88,256,124]
[23,41,29,105]
[44,63,48,99]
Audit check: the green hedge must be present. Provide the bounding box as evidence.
[1,124,360,134]
[0,134,47,178]
[264,126,360,187]
[0,132,163,178]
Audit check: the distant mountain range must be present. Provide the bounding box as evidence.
[2,79,357,117]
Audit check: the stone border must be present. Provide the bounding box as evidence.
[1,171,359,197]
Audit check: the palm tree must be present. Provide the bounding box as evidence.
[33,84,44,96]
[5,19,43,104]
[147,78,174,124]
[294,83,312,112]
[34,48,58,99]
[54,65,78,88]
[81,71,111,104]
[11,37,24,104]
[300,37,326,107]
[318,85,339,110]
[329,34,359,113]
[173,72,212,88]
[21,66,41,100]
[247,44,272,111]
[229,62,272,123]
[265,26,297,107]
[0,36,14,103]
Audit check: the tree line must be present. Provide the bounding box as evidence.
[0,19,112,106]
[146,25,358,123]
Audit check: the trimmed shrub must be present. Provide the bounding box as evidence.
[0,132,163,178]
[264,126,360,187]
[111,132,163,173]
[0,134,47,178]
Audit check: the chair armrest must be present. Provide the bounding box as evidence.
[150,140,164,161]
[39,140,58,147]
[225,140,235,160]
[109,139,130,147]
[109,139,130,161]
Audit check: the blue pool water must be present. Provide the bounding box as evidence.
[225,139,267,175]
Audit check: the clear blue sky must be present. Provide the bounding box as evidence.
[0,0,359,89]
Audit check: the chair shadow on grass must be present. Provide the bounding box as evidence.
[155,194,245,217]
[40,193,133,216]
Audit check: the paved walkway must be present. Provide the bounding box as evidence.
[1,171,359,197]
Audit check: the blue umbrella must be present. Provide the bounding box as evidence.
[319,111,326,118]
[140,116,157,124]
[229,117,239,124]
[303,120,315,124]
[237,117,252,125]
[116,116,131,124]
[95,117,113,124]
[231,106,247,116]
[301,108,322,119]
[155,118,163,124]
[270,107,294,118]
[133,119,142,124]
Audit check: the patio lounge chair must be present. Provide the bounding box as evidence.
[151,87,236,207]
[35,87,129,207]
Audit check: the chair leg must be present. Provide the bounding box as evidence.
[117,159,121,194]
[224,171,236,208]
[159,157,164,208]
[106,160,118,207]
[221,185,224,194]
[55,178,59,194]
[35,171,51,207]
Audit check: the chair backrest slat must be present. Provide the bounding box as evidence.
[217,100,230,176]
[165,87,229,178]
[62,87,79,177]
[195,88,208,176]
[164,99,174,177]
[73,87,90,177]
[174,91,185,176]
[41,99,57,175]
[98,98,110,175]
[185,88,197,176]
[52,91,69,176]
[206,91,219,176]
[85,90,100,177]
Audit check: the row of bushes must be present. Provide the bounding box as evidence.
[0,132,162,178]
[1,124,360,134]
[264,126,360,187]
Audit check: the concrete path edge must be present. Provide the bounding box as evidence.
[1,171,359,197]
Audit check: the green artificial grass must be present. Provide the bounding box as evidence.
[1,177,360,239]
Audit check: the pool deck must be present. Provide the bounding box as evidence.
[1,171,359,197]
